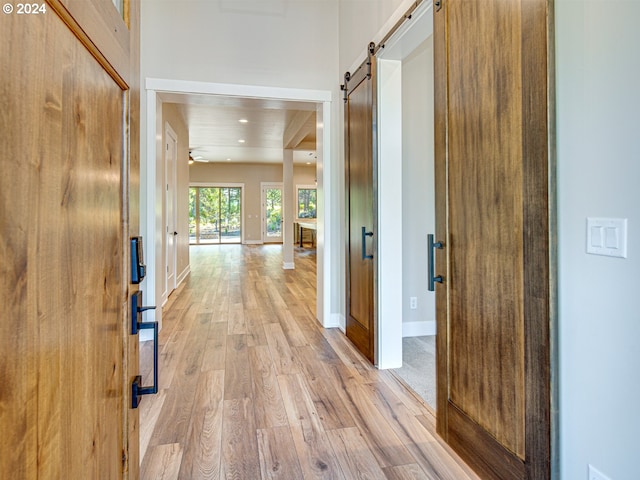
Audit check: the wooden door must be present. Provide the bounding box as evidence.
[344,45,377,364]
[434,1,553,479]
[0,1,140,478]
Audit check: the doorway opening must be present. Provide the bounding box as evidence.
[376,2,436,410]
[144,79,334,333]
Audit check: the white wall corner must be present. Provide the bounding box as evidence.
[282,262,295,270]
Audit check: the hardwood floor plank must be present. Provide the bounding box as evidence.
[290,424,345,480]
[178,370,225,480]
[278,372,345,479]
[146,304,210,447]
[362,381,479,480]
[245,309,269,347]
[294,346,356,431]
[257,426,304,480]
[328,365,415,468]
[327,427,387,480]
[377,370,433,417]
[221,398,261,480]
[278,373,324,432]
[382,463,432,480]
[223,334,252,400]
[264,322,299,376]
[249,345,289,429]
[201,322,227,372]
[263,276,288,309]
[322,328,378,384]
[227,302,247,335]
[139,389,167,465]
[275,308,309,347]
[141,443,183,480]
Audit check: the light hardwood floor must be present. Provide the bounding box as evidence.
[139,245,479,480]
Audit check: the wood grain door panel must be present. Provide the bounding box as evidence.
[434,1,553,478]
[344,52,377,364]
[1,2,139,478]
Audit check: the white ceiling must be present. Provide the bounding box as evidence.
[158,92,318,165]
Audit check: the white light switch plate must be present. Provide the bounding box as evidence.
[586,217,628,258]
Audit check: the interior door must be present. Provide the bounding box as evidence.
[434,1,553,479]
[166,124,177,294]
[344,45,377,364]
[0,1,140,478]
[263,184,283,243]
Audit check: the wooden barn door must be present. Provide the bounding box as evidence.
[344,45,377,364]
[0,1,140,478]
[434,1,554,479]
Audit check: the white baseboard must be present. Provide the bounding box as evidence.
[244,240,264,245]
[402,320,436,337]
[324,313,345,331]
[177,265,190,286]
[282,262,295,270]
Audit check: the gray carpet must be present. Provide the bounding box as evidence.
[392,336,436,410]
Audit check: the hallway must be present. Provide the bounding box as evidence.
[139,245,479,479]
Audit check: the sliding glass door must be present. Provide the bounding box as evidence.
[189,186,242,244]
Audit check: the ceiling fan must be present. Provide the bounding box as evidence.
[189,148,207,163]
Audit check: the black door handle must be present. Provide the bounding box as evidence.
[428,234,444,291]
[361,226,373,260]
[130,291,158,409]
[173,231,178,236]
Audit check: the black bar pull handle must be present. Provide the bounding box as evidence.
[131,318,158,409]
[361,226,374,260]
[428,234,444,291]
[130,291,158,409]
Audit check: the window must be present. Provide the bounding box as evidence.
[189,186,242,244]
[297,186,317,219]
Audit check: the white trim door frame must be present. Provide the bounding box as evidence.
[144,79,333,329]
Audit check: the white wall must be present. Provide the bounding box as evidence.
[556,1,640,479]
[338,0,409,74]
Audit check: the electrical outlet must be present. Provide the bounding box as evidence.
[410,297,417,309]
[588,465,611,480]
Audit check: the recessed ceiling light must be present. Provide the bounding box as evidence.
[239,118,248,123]
[306,162,311,165]
[226,158,231,161]
[238,139,245,143]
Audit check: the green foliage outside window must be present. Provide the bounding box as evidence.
[298,188,317,219]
